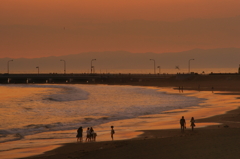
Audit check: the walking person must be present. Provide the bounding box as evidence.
[76,126,83,142]
[190,117,196,131]
[111,126,115,141]
[180,116,186,132]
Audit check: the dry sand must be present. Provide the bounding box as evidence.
[21,83,240,159]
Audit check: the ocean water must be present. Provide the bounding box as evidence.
[0,84,204,158]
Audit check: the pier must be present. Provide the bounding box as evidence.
[0,73,174,84]
[1,73,240,92]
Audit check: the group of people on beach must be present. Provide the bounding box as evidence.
[76,117,194,142]
[85,127,97,142]
[76,127,97,142]
[180,116,196,131]
[76,126,115,142]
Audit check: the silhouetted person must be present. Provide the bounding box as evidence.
[85,127,91,142]
[111,126,115,141]
[212,87,214,93]
[76,126,83,142]
[91,128,97,141]
[90,127,94,140]
[180,116,186,132]
[190,117,196,131]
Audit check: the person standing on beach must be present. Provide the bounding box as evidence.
[90,127,94,140]
[190,117,196,131]
[111,126,115,141]
[76,126,83,142]
[180,116,186,132]
[85,127,91,142]
[90,127,97,141]
[91,128,97,141]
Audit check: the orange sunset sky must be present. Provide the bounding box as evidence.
[0,0,240,58]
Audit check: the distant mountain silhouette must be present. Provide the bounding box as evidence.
[0,48,239,73]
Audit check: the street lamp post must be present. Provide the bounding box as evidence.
[150,59,156,74]
[60,59,66,74]
[91,59,96,73]
[7,60,13,74]
[188,59,194,73]
[36,66,39,74]
[157,66,161,74]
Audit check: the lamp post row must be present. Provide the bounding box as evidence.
[6,59,96,74]
[150,59,195,74]
[6,59,195,74]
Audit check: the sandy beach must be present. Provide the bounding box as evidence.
[19,81,240,159]
[23,106,240,159]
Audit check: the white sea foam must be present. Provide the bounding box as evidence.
[42,85,89,102]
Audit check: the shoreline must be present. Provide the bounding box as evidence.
[20,86,240,159]
[23,106,240,159]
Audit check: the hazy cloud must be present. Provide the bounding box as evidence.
[1,16,240,58]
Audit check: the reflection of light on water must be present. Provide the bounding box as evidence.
[0,85,239,159]
[0,144,61,159]
[1,84,203,158]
